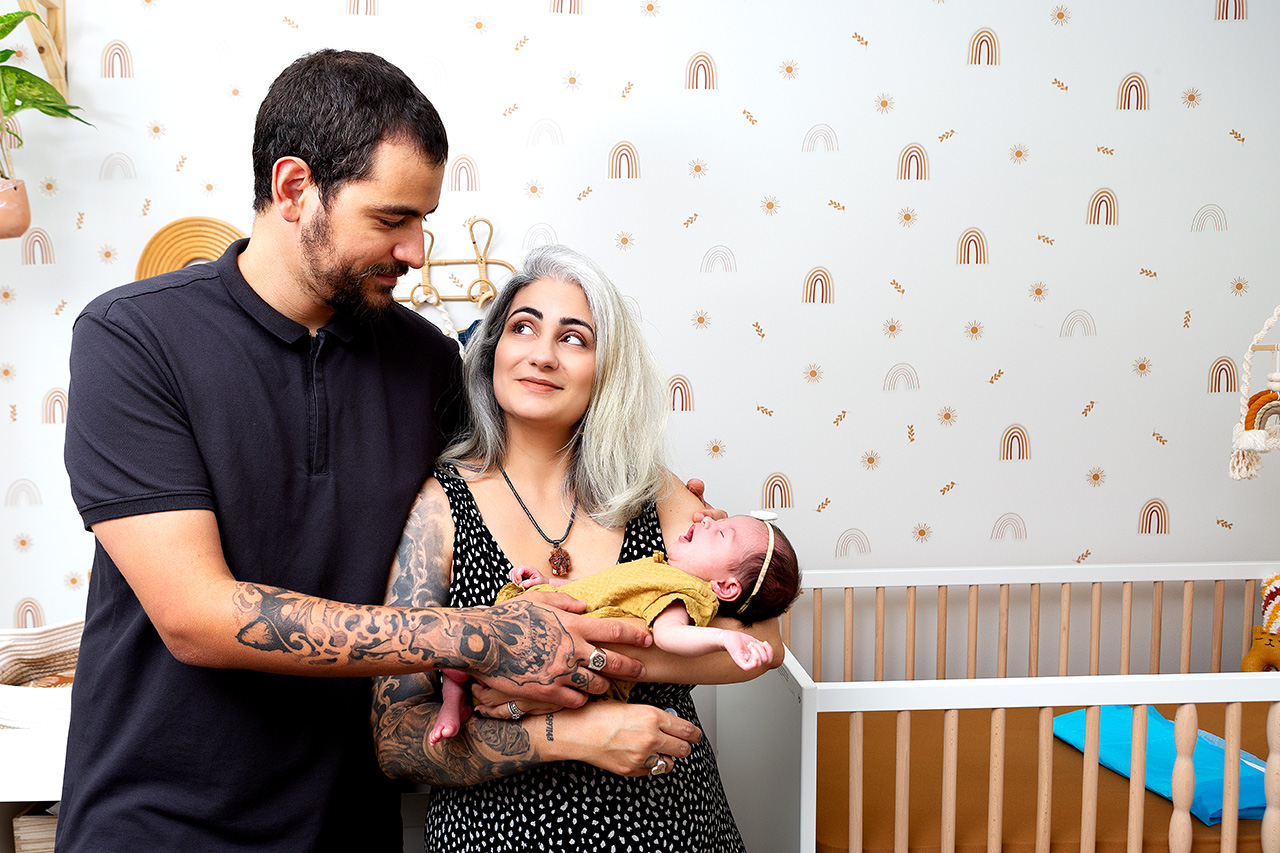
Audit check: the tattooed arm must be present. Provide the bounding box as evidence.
[373,480,702,785]
[89,488,650,705]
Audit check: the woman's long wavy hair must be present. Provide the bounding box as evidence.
[440,245,670,529]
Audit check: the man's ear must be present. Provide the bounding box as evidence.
[711,576,742,603]
[271,156,314,224]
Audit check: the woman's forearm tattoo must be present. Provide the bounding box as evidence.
[545,713,555,742]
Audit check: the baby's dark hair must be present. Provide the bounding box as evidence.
[717,521,800,626]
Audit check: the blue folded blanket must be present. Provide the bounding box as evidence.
[1053,705,1266,825]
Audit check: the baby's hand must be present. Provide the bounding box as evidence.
[723,632,775,671]
[509,565,547,588]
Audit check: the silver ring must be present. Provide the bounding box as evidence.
[507,701,525,721]
[587,648,607,671]
[648,755,670,777]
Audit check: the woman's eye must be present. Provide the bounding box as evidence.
[563,332,586,346]
[511,320,534,335]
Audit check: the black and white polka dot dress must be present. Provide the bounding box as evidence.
[426,467,748,853]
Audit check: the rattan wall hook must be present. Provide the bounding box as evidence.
[395,217,514,311]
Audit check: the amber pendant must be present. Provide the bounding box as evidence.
[549,546,572,577]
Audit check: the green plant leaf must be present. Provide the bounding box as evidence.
[0,66,92,125]
[0,49,15,64]
[0,11,37,43]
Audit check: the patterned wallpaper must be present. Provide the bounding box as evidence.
[2,0,1278,627]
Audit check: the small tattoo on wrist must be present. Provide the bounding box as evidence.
[545,713,555,742]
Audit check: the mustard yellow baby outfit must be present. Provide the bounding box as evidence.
[495,552,720,701]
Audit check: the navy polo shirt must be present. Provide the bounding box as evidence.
[60,239,462,852]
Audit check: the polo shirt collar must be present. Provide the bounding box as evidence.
[216,238,363,345]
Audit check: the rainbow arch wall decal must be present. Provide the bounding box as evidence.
[448,156,477,192]
[1059,309,1097,337]
[527,118,564,147]
[700,245,737,273]
[968,28,999,65]
[21,228,54,265]
[883,363,920,392]
[346,0,377,13]
[1208,357,1238,393]
[1117,73,1148,110]
[608,141,641,179]
[99,152,137,180]
[1087,188,1118,225]
[898,144,929,180]
[686,52,717,90]
[43,388,68,424]
[1191,204,1228,232]
[801,124,839,152]
[523,222,559,251]
[101,40,134,78]
[1216,0,1247,19]
[761,473,793,509]
[550,0,583,12]
[668,375,693,412]
[14,598,44,629]
[956,228,987,264]
[5,479,42,507]
[802,267,833,304]
[1139,498,1169,534]
[990,512,1028,540]
[999,424,1030,461]
[835,528,871,557]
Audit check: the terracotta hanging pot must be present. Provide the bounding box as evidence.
[0,178,32,239]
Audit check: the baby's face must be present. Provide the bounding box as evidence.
[666,515,770,582]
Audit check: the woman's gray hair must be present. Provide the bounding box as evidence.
[440,244,670,529]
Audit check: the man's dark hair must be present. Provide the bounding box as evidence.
[719,522,801,627]
[252,49,448,214]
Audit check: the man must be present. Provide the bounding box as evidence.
[57,50,668,851]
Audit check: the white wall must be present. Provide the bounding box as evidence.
[3,0,1279,627]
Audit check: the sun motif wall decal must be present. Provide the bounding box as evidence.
[1,287,16,305]
[98,246,118,264]
[898,207,917,227]
[1050,6,1070,25]
[615,231,634,251]
[641,1,659,15]
[779,60,799,80]
[691,311,710,330]
[1230,276,1249,296]
[1009,144,1030,164]
[883,318,903,338]
[470,16,489,34]
[1181,88,1201,108]
[874,93,895,114]
[14,533,33,552]
[706,438,726,458]
[7,44,28,64]
[564,71,582,90]
[688,159,708,178]
[1132,357,1153,377]
[761,196,781,215]
[937,406,958,426]
[201,180,218,197]
[1087,467,1106,487]
[524,179,544,198]
[38,177,58,197]
[140,0,159,7]
[65,573,85,590]
[911,523,932,544]
[860,451,880,470]
[0,363,14,382]
[963,320,984,340]
[803,363,823,383]
[146,121,166,140]
[1029,282,1049,302]
[229,86,242,99]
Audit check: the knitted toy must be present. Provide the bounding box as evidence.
[1230,305,1280,671]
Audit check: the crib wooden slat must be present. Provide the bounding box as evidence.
[943,708,959,853]
[968,585,979,679]
[906,586,917,681]
[1121,582,1133,676]
[895,710,911,853]
[814,588,824,683]
[1127,704,1148,853]
[988,707,1006,853]
[876,587,886,683]
[1223,701,1242,852]
[1212,580,1226,674]
[1029,583,1041,678]
[1245,579,1258,658]
[1081,705,1100,853]
[1151,580,1165,674]
[844,587,855,682]
[1170,703,1198,853]
[1059,583,1071,677]
[1036,706,1053,853]
[1264,702,1279,853]
[998,585,1009,679]
[850,711,864,853]
[1180,580,1195,674]
[1091,582,1102,677]
[938,586,948,680]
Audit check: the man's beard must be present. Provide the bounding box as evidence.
[300,206,408,324]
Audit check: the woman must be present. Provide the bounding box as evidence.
[372,245,783,852]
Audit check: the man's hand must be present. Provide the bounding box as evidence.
[467,592,651,708]
[685,478,727,522]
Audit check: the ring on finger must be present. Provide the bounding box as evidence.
[587,648,608,671]
[648,754,672,777]
[507,701,525,721]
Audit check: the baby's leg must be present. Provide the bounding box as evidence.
[428,668,474,745]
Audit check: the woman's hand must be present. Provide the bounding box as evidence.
[545,701,703,777]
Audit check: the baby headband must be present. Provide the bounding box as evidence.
[742,510,778,610]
